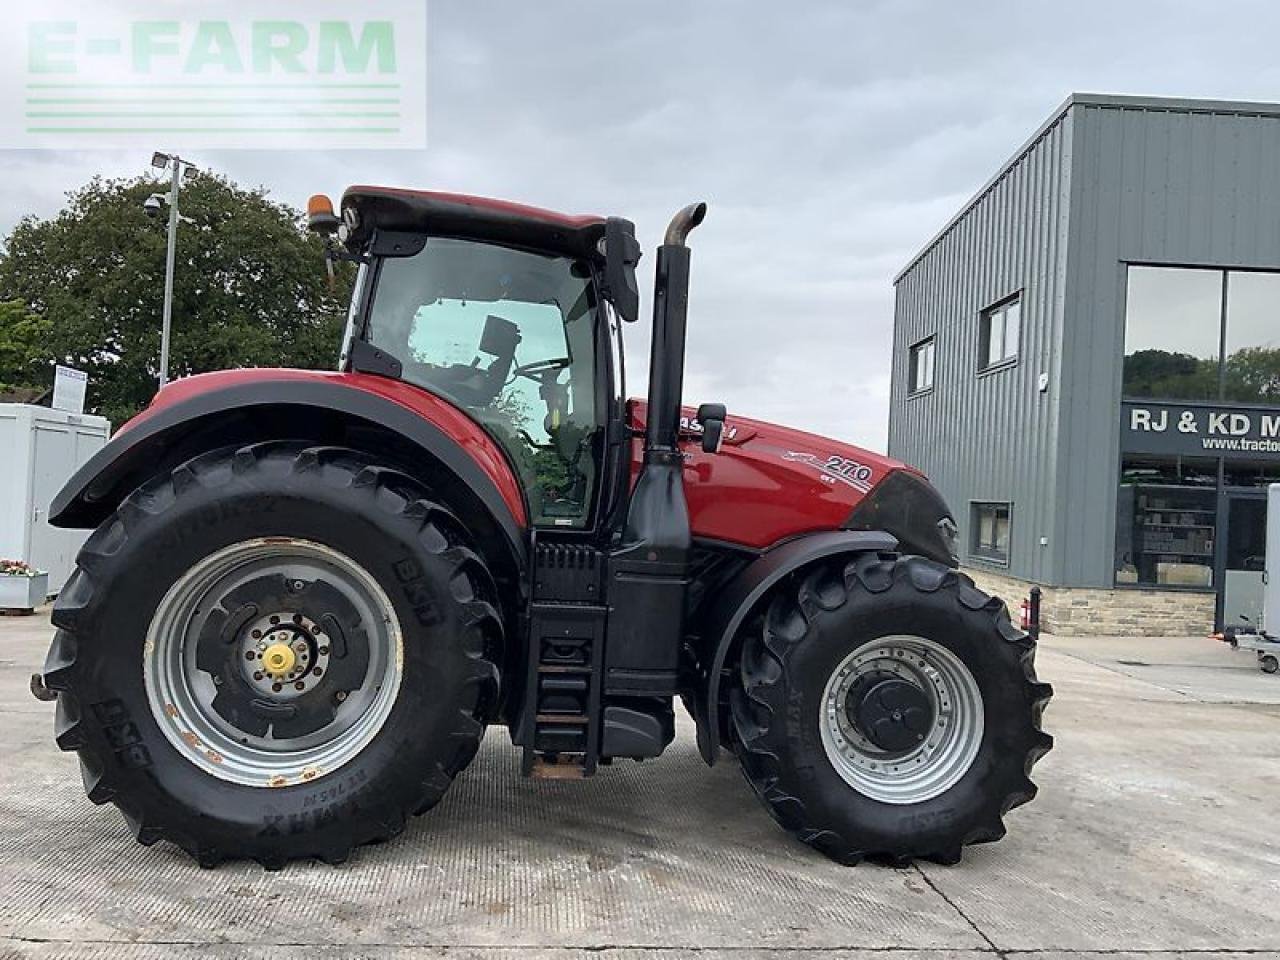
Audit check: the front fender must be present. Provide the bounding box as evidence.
[51,371,528,571]
[691,529,899,764]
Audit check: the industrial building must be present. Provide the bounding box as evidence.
[889,93,1280,634]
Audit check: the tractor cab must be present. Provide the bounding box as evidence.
[317,188,649,536]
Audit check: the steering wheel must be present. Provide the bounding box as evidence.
[512,358,568,383]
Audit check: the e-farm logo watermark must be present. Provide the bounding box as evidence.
[6,2,426,149]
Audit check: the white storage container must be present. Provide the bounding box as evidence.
[0,404,111,596]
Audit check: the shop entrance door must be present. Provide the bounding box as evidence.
[1218,493,1267,629]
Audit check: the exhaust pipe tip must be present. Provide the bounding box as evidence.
[664,201,708,247]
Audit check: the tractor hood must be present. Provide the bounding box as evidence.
[628,400,958,564]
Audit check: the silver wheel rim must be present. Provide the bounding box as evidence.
[819,634,984,805]
[144,538,403,788]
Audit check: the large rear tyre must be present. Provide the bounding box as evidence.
[730,553,1052,865]
[41,443,502,867]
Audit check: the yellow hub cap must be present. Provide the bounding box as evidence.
[262,643,297,678]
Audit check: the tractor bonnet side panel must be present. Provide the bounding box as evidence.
[628,401,914,550]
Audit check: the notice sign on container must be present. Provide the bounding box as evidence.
[2,1,427,150]
[52,365,87,415]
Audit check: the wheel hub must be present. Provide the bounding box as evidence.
[819,635,985,805]
[848,676,934,752]
[239,611,331,698]
[261,642,296,677]
[143,538,403,788]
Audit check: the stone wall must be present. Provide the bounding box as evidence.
[960,565,1216,637]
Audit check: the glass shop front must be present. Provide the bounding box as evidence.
[1116,266,1280,628]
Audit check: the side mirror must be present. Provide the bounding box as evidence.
[696,402,727,454]
[601,217,641,323]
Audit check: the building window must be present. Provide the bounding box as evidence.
[908,337,935,395]
[1223,271,1280,404]
[1114,457,1217,589]
[1123,267,1222,402]
[970,502,1011,564]
[979,296,1020,370]
[1124,265,1280,404]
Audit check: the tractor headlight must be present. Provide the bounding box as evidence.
[937,516,960,562]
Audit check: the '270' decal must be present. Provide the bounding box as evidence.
[781,451,874,493]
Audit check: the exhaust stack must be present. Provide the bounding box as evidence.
[608,203,708,706]
[644,202,707,460]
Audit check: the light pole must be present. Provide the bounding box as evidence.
[147,151,196,389]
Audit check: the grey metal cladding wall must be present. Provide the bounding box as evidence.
[1059,102,1280,587]
[889,114,1072,585]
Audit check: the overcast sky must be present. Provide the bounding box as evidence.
[4,1,1280,450]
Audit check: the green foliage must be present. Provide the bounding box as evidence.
[1125,347,1280,404]
[1223,346,1280,403]
[0,300,52,395]
[1122,349,1218,401]
[0,173,354,424]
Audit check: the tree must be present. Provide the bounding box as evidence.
[0,299,52,396]
[0,174,354,424]
[1223,346,1280,403]
[1122,349,1218,400]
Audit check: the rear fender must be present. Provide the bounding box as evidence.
[51,375,528,579]
[690,529,898,764]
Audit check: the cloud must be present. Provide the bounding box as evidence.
[5,0,1280,453]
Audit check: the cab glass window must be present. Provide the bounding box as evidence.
[366,237,600,528]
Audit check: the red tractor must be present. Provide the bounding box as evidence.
[36,188,1051,868]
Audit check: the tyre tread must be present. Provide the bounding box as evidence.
[731,553,1053,865]
[41,441,502,867]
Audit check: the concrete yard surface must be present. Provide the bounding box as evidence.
[1,610,1277,959]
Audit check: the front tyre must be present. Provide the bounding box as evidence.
[41,443,502,867]
[730,554,1053,865]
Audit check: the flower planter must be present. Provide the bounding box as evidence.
[0,572,48,612]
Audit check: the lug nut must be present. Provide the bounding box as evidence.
[294,681,305,690]
[314,668,323,677]
[271,683,282,692]
[335,691,347,703]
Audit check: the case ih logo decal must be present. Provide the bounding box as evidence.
[679,415,742,443]
[782,451,874,493]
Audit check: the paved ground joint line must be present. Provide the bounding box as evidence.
[912,864,1006,958]
[7,944,1272,955]
[0,938,1002,953]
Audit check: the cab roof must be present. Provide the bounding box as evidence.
[341,186,608,260]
